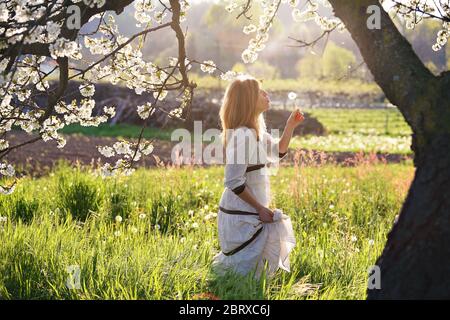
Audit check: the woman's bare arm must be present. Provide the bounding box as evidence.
[279,109,305,154]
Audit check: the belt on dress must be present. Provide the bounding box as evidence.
[219,206,259,215]
[246,164,265,172]
[222,226,264,256]
[219,206,263,256]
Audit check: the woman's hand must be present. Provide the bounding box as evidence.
[286,108,305,129]
[257,206,274,223]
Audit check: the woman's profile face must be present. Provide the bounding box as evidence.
[256,89,270,113]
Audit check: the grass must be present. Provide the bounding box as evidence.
[0,161,414,299]
[288,107,413,155]
[301,107,412,137]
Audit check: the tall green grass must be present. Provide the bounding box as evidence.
[0,162,414,299]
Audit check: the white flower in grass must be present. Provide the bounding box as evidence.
[368,239,374,246]
[191,222,199,229]
[115,215,123,223]
[0,216,7,223]
[131,227,138,234]
[114,230,121,237]
[193,244,198,250]
[155,224,160,230]
[329,204,335,210]
[139,213,146,219]
[351,235,357,242]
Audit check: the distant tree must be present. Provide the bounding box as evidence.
[232,61,279,79]
[321,41,357,79]
[295,53,323,79]
[295,41,356,80]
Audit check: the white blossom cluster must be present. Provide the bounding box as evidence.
[229,0,343,65]
[389,0,450,51]
[97,140,154,177]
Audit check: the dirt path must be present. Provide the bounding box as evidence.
[5,131,413,175]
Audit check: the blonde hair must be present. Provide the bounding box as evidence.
[219,75,266,146]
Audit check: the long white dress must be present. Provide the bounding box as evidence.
[211,126,296,280]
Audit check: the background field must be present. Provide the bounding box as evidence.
[61,106,413,155]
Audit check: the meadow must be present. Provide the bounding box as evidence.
[62,107,413,155]
[0,160,414,299]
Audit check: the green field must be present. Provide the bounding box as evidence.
[292,108,412,155]
[62,107,413,155]
[0,162,414,299]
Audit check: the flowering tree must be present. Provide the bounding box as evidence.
[1,0,450,298]
[0,0,221,191]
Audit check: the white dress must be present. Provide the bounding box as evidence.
[211,126,296,280]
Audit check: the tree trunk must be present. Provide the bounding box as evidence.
[369,133,450,299]
[327,0,450,298]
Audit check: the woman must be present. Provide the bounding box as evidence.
[211,75,305,280]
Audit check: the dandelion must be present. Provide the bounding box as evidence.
[114,230,121,237]
[288,92,297,100]
[139,213,146,219]
[193,244,198,250]
[180,237,186,243]
[115,215,123,223]
[155,224,160,230]
[130,227,138,234]
[351,235,357,242]
[192,222,199,229]
[368,239,374,246]
[329,204,335,209]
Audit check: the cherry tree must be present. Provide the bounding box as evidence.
[2,0,450,298]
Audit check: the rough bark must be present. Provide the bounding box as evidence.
[328,0,450,298]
